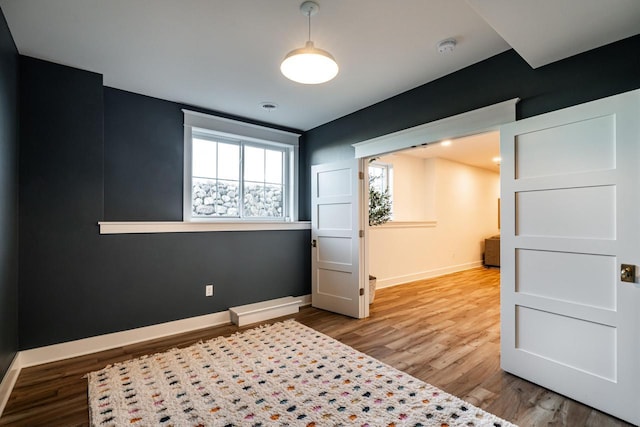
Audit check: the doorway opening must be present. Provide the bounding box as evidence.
[366,130,501,292]
[362,130,504,410]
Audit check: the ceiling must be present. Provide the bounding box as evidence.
[402,131,500,173]
[1,0,639,131]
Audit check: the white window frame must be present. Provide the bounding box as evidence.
[183,109,300,223]
[368,162,392,194]
[368,161,393,219]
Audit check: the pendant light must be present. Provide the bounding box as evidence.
[280,1,339,84]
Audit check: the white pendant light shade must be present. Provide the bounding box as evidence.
[281,41,339,84]
[281,1,338,84]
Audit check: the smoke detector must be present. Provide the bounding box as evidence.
[437,38,457,54]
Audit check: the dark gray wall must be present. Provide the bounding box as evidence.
[104,89,184,221]
[0,7,19,382]
[19,57,106,349]
[300,35,640,220]
[18,58,309,350]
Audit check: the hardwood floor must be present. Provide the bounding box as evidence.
[0,268,632,426]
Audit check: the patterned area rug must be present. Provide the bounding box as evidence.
[88,320,516,426]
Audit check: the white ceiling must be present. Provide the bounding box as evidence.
[402,131,500,173]
[1,0,638,131]
[467,0,640,69]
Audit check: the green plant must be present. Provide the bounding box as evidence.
[369,183,392,226]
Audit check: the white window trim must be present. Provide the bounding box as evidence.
[368,161,393,192]
[98,221,311,235]
[183,109,301,224]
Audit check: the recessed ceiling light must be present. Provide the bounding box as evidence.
[492,156,502,164]
[441,140,452,146]
[260,102,278,112]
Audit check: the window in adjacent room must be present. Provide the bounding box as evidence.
[368,161,393,219]
[368,162,391,194]
[184,110,299,221]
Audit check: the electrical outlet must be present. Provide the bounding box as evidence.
[205,284,214,297]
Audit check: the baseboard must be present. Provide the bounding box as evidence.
[230,296,302,327]
[19,311,231,368]
[19,294,313,369]
[375,261,483,289]
[2,295,314,411]
[0,352,22,418]
[299,294,312,306]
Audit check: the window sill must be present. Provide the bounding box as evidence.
[98,221,311,235]
[369,220,437,229]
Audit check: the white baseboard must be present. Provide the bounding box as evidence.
[0,294,313,416]
[299,294,311,306]
[230,296,302,327]
[19,295,314,368]
[0,352,22,418]
[19,311,231,368]
[375,261,484,289]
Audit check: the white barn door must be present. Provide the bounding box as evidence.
[311,159,368,318]
[500,90,640,424]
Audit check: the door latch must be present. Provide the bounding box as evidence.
[621,264,636,283]
[311,239,317,248]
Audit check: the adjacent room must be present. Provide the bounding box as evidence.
[367,131,501,290]
[0,1,639,426]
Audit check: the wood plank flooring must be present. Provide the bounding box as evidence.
[0,268,632,426]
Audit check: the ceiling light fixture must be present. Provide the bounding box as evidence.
[441,140,452,146]
[280,1,339,84]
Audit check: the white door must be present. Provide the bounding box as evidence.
[500,89,640,424]
[311,159,368,318]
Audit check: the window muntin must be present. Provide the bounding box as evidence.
[190,132,289,220]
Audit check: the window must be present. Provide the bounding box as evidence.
[191,135,287,219]
[368,161,393,221]
[184,110,299,222]
[368,163,391,194]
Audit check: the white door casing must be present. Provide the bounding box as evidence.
[500,90,640,424]
[311,159,368,318]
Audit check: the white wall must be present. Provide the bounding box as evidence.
[369,155,499,288]
[381,154,428,221]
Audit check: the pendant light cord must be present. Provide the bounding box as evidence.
[307,11,311,42]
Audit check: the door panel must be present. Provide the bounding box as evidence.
[311,159,367,318]
[516,185,616,238]
[501,89,640,424]
[515,114,615,178]
[516,306,616,380]
[516,250,616,309]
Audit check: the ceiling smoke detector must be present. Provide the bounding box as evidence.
[437,38,457,54]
